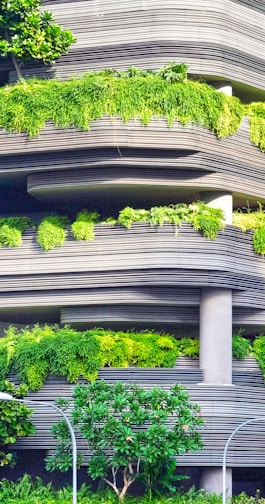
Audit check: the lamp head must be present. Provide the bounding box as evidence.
[0,392,14,400]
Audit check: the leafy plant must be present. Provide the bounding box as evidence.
[118,202,224,239]
[0,0,75,80]
[46,381,204,500]
[0,216,31,247]
[252,336,265,377]
[37,215,68,251]
[71,210,100,241]
[0,380,35,467]
[158,62,188,83]
[233,204,265,255]
[177,338,200,358]
[232,332,251,360]
[0,325,179,390]
[0,64,243,139]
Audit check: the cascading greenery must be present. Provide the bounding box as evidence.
[0,63,245,140]
[0,324,263,390]
[1,325,180,390]
[233,204,265,255]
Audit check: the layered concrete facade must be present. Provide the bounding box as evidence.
[1,0,265,495]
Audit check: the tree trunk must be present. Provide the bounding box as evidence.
[4,30,23,81]
[11,54,23,80]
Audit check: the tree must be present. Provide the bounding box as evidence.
[0,0,76,80]
[46,380,204,500]
[0,380,35,467]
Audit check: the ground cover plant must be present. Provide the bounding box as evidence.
[0,475,264,504]
[46,381,204,500]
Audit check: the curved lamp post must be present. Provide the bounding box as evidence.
[222,416,265,504]
[0,392,77,504]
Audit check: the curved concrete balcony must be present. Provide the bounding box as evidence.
[0,118,264,210]
[8,0,265,93]
[0,224,264,328]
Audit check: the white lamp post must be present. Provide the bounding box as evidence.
[0,392,77,504]
[222,416,265,504]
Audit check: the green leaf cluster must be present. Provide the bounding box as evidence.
[117,202,224,238]
[36,215,68,251]
[0,64,243,139]
[71,210,100,241]
[232,331,251,360]
[0,201,225,252]
[0,0,75,78]
[0,325,179,390]
[0,380,35,467]
[0,216,31,247]
[46,380,203,499]
[233,204,265,255]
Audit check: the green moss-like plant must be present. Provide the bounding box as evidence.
[37,216,68,251]
[0,216,31,247]
[71,210,100,241]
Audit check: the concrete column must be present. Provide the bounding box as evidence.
[202,191,233,225]
[201,468,232,496]
[213,82,233,97]
[200,287,232,384]
[200,287,233,494]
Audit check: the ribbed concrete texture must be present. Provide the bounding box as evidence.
[200,288,233,384]
[201,468,232,496]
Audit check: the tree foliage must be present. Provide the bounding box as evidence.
[46,381,204,500]
[0,0,75,80]
[0,380,35,467]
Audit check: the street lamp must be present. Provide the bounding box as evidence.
[222,416,265,504]
[0,392,77,504]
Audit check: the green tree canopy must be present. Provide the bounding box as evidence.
[0,0,75,80]
[46,380,204,500]
[0,380,35,468]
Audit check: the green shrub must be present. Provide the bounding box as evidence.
[71,210,100,241]
[0,216,31,247]
[252,336,265,376]
[117,202,224,238]
[232,333,251,360]
[37,216,68,251]
[0,64,243,140]
[177,338,200,358]
[0,325,179,389]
